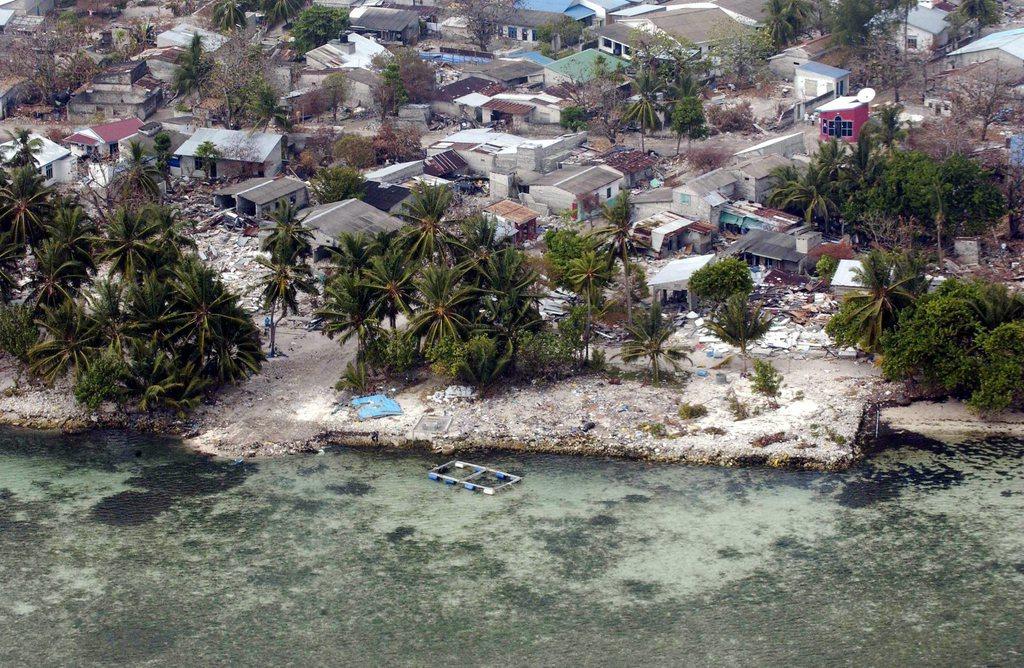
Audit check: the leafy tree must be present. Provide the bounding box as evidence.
[193,140,221,178]
[670,96,708,155]
[708,25,774,88]
[970,322,1024,411]
[322,72,350,121]
[74,347,130,410]
[536,17,584,48]
[704,293,774,372]
[688,257,754,306]
[764,0,812,48]
[244,77,293,131]
[373,56,408,119]
[543,228,591,287]
[153,132,173,172]
[212,0,247,31]
[829,0,878,49]
[333,134,376,169]
[616,301,689,383]
[560,105,588,131]
[957,0,1001,27]
[291,5,349,53]
[310,166,365,204]
[815,255,839,283]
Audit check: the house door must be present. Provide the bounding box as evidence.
[208,161,218,178]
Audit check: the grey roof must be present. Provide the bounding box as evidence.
[732,154,793,180]
[351,7,420,32]
[175,128,282,163]
[906,6,949,35]
[595,22,636,44]
[687,168,738,194]
[466,58,544,82]
[796,61,850,79]
[216,176,307,205]
[714,0,768,23]
[725,229,805,263]
[632,187,674,203]
[649,7,744,44]
[300,198,405,240]
[531,164,624,194]
[508,8,567,28]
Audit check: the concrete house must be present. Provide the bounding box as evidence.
[462,59,546,87]
[214,176,309,219]
[0,133,75,186]
[830,258,865,296]
[483,199,540,245]
[0,0,53,17]
[304,33,388,70]
[723,228,822,273]
[172,128,284,179]
[671,169,737,227]
[526,164,624,218]
[64,117,145,159]
[67,62,163,121]
[718,200,803,235]
[501,8,566,44]
[427,128,585,179]
[902,5,950,52]
[794,62,850,100]
[732,154,795,203]
[300,198,406,259]
[156,23,228,51]
[768,34,838,78]
[601,148,656,188]
[595,23,637,61]
[947,27,1024,69]
[431,76,504,119]
[649,254,716,307]
[349,6,421,45]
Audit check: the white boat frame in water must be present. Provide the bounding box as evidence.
[427,460,522,495]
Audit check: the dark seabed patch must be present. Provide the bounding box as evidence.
[326,480,374,496]
[386,525,416,542]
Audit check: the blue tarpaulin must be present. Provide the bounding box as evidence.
[351,394,402,420]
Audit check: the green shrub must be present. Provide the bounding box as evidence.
[678,402,708,420]
[725,388,750,420]
[560,105,589,131]
[751,359,783,399]
[425,337,466,379]
[365,328,419,376]
[336,361,370,394]
[688,257,754,306]
[543,229,590,286]
[816,255,839,283]
[0,305,39,363]
[74,349,129,410]
[588,348,607,371]
[516,329,575,378]
[457,335,512,388]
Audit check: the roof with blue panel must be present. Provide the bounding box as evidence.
[519,0,576,12]
[564,4,596,18]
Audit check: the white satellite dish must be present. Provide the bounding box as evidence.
[857,88,877,104]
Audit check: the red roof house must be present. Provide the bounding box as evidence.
[65,117,146,157]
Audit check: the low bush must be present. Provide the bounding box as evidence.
[725,388,751,420]
[683,146,730,172]
[751,359,783,401]
[457,335,512,389]
[678,402,708,420]
[366,328,419,376]
[74,349,130,410]
[0,305,39,363]
[425,337,466,380]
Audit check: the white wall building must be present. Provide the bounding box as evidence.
[0,134,76,186]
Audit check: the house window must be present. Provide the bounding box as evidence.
[44,164,53,180]
[677,193,691,204]
[508,26,516,38]
[522,30,530,41]
[606,187,612,198]
[822,115,853,138]
[838,80,845,95]
[906,35,917,50]
[602,38,612,48]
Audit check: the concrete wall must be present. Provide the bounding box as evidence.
[528,184,575,213]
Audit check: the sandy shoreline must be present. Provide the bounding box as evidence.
[1,320,1020,470]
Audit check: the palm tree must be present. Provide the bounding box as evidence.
[262,0,303,25]
[0,233,22,302]
[116,141,163,202]
[98,208,162,279]
[766,163,840,234]
[453,216,504,284]
[3,128,42,168]
[969,281,1024,329]
[834,250,921,353]
[957,0,1001,27]
[764,0,799,48]
[592,191,638,324]
[329,231,373,275]
[168,258,260,381]
[212,0,247,31]
[477,248,541,347]
[363,251,416,328]
[86,280,131,354]
[408,266,473,347]
[617,301,690,383]
[704,293,774,372]
[566,250,613,363]
[400,182,454,261]
[247,82,293,132]
[28,301,98,383]
[870,104,906,150]
[128,341,211,415]
[622,68,663,152]
[46,203,96,274]
[173,34,212,101]
[814,138,848,181]
[0,165,53,246]
[841,132,881,191]
[263,203,313,262]
[929,173,947,265]
[257,254,316,357]
[27,240,88,311]
[125,274,172,346]
[317,272,380,359]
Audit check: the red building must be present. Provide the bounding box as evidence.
[816,96,870,143]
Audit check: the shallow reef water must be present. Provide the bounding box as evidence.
[0,428,1021,665]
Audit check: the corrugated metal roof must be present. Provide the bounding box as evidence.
[301,198,405,239]
[424,149,467,177]
[545,48,628,81]
[796,61,850,79]
[484,199,540,224]
[175,128,282,163]
[564,4,596,19]
[350,6,420,32]
[948,27,1024,59]
[217,176,307,205]
[532,164,624,194]
[482,98,534,115]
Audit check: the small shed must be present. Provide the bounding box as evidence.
[830,258,864,295]
[214,176,309,219]
[484,200,540,245]
[649,254,716,308]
